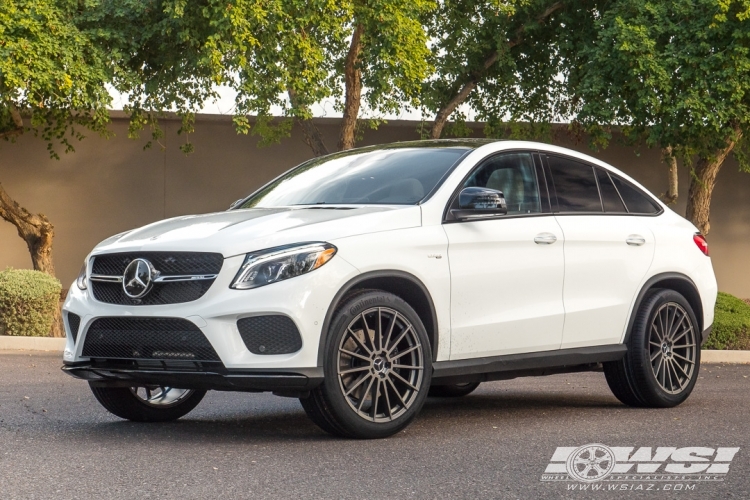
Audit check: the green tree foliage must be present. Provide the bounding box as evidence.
[566,0,750,234]
[422,0,573,139]
[228,0,434,155]
[0,0,111,152]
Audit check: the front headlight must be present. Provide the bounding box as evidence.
[76,261,88,290]
[230,242,337,290]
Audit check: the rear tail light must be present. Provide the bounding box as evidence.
[693,233,709,256]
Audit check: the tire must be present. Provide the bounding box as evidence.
[604,289,701,408]
[300,289,432,439]
[89,384,206,422]
[429,382,480,398]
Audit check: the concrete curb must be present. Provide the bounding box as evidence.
[1,336,749,363]
[0,336,66,351]
[701,349,750,364]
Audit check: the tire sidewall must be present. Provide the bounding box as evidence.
[631,290,701,407]
[321,290,432,438]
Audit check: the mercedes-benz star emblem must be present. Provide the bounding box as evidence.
[122,258,155,299]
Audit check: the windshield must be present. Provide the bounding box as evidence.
[238,147,469,208]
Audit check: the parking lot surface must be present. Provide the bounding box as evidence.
[1,351,749,499]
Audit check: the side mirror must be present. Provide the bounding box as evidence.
[450,187,507,221]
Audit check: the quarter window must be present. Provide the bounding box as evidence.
[547,155,602,212]
[462,152,541,215]
[596,168,627,213]
[611,176,660,214]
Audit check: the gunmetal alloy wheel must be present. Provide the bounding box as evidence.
[130,386,196,407]
[337,307,424,422]
[603,289,701,408]
[89,384,206,422]
[648,302,697,395]
[300,289,432,439]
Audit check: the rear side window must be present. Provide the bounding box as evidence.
[610,175,660,214]
[547,155,602,212]
[595,168,627,213]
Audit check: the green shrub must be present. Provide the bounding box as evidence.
[0,268,61,337]
[703,292,750,350]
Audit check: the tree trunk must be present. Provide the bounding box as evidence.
[287,89,330,157]
[338,24,364,151]
[0,183,63,337]
[685,130,742,235]
[659,146,678,205]
[429,1,564,139]
[0,103,24,139]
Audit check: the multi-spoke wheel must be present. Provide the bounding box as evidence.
[89,384,206,422]
[301,290,432,438]
[604,289,701,408]
[130,387,197,407]
[648,302,698,394]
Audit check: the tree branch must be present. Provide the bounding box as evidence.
[288,88,330,157]
[0,103,25,139]
[0,183,56,275]
[429,1,564,139]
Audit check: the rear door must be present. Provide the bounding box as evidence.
[444,151,566,359]
[544,154,658,348]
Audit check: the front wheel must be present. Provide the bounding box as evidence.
[90,384,206,422]
[604,289,700,408]
[300,290,432,439]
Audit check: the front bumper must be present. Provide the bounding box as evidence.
[62,361,323,394]
[62,253,359,371]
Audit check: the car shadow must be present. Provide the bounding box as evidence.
[57,389,627,445]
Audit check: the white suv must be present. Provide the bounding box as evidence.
[62,140,717,439]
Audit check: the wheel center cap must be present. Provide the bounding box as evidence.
[372,357,388,374]
[662,343,672,356]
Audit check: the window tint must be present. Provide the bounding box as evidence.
[596,168,627,213]
[547,156,602,212]
[611,175,660,214]
[462,152,541,214]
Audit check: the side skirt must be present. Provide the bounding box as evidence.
[432,344,627,385]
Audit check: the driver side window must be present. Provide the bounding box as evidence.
[463,152,541,215]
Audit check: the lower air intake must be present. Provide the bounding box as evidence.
[237,315,302,355]
[67,312,81,343]
[82,317,220,362]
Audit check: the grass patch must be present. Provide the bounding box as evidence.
[703,292,750,350]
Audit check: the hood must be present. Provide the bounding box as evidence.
[91,205,422,257]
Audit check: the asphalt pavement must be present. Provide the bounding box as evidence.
[1,351,749,499]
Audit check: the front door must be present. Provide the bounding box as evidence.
[444,151,565,360]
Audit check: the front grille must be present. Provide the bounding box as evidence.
[237,315,302,355]
[92,252,223,276]
[91,252,223,305]
[92,280,215,306]
[67,312,81,343]
[82,317,220,362]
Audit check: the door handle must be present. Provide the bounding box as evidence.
[626,234,646,246]
[534,232,557,245]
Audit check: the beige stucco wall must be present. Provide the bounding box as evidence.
[1,115,749,298]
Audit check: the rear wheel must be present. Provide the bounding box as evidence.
[89,384,206,422]
[604,289,700,408]
[429,382,480,398]
[300,290,432,439]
